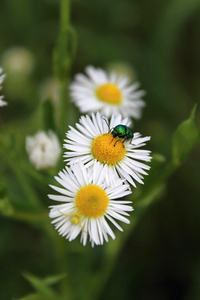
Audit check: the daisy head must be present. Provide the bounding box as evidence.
[0,67,7,107]
[48,161,133,247]
[64,112,152,187]
[69,65,145,119]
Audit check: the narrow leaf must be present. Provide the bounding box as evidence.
[172,104,199,166]
[22,273,56,297]
[43,273,66,286]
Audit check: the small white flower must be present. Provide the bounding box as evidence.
[26,130,61,170]
[69,65,145,119]
[0,67,7,107]
[48,161,133,247]
[1,47,34,76]
[64,112,152,187]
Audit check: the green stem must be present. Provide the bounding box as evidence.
[44,222,73,298]
[43,1,72,296]
[60,0,70,31]
[10,210,49,224]
[59,0,71,140]
[59,79,69,140]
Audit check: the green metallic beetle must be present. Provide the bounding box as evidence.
[103,118,134,146]
[111,124,133,146]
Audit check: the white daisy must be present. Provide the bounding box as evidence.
[0,67,7,107]
[48,161,133,247]
[64,112,152,187]
[69,65,145,119]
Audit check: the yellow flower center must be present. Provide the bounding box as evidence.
[75,185,109,218]
[96,83,122,104]
[91,133,126,165]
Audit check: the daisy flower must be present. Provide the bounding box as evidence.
[64,112,151,187]
[69,65,145,119]
[0,67,7,107]
[48,161,133,247]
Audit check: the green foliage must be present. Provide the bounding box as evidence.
[0,0,200,299]
[15,274,67,300]
[0,183,14,216]
[22,273,65,298]
[172,105,199,166]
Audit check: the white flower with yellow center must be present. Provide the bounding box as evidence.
[48,161,133,247]
[64,112,151,187]
[0,67,7,107]
[69,65,145,119]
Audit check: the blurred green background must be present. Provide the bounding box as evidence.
[0,0,200,299]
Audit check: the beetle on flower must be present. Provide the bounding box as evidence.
[103,118,134,147]
[64,112,151,187]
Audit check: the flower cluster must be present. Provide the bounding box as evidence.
[48,66,152,247]
[0,67,7,107]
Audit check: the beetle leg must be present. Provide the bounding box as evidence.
[122,137,126,143]
[102,117,115,134]
[102,117,111,133]
[110,136,115,144]
[113,138,121,147]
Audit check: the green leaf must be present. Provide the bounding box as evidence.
[172,104,200,166]
[0,183,14,216]
[22,273,57,298]
[43,273,66,286]
[0,197,14,216]
[53,26,77,81]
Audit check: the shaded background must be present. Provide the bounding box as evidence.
[0,0,200,299]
